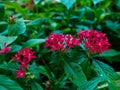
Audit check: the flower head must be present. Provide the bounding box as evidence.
[0,42,11,54]
[15,66,26,78]
[45,33,80,51]
[65,34,80,48]
[13,48,36,66]
[13,48,36,78]
[78,30,111,54]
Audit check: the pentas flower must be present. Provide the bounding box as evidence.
[13,48,36,64]
[45,33,65,51]
[13,48,36,78]
[65,34,80,48]
[0,42,11,54]
[45,33,80,51]
[24,0,35,10]
[15,66,26,78]
[78,30,111,54]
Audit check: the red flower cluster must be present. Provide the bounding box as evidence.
[0,42,11,54]
[78,30,111,54]
[24,0,35,10]
[13,48,36,78]
[45,33,80,51]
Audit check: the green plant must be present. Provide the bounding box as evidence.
[0,0,120,90]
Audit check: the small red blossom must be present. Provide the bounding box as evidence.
[45,33,80,51]
[24,0,35,10]
[0,42,11,54]
[78,30,111,54]
[13,48,36,78]
[13,48,36,64]
[15,66,26,78]
[19,58,29,68]
[45,33,65,51]
[65,34,80,48]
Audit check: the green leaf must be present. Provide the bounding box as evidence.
[36,66,49,78]
[8,18,26,36]
[80,59,92,78]
[0,86,6,90]
[97,82,108,90]
[60,0,76,10]
[33,0,41,5]
[4,2,27,17]
[23,39,45,48]
[27,18,50,26]
[64,62,87,86]
[96,81,119,90]
[78,77,104,90]
[116,0,120,9]
[0,75,23,90]
[27,18,42,26]
[92,60,117,81]
[76,25,89,30]
[105,20,120,34]
[108,82,118,90]
[0,4,5,20]
[31,82,43,90]
[92,0,103,6]
[29,62,49,78]
[29,62,41,79]
[0,21,8,32]
[85,7,95,21]
[101,49,120,57]
[11,45,22,52]
[0,35,17,48]
[0,61,19,71]
[104,55,120,62]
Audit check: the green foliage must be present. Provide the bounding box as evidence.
[29,62,49,79]
[0,4,5,20]
[4,2,27,18]
[0,61,19,71]
[92,60,119,89]
[0,21,8,33]
[64,62,87,86]
[78,76,104,90]
[23,39,45,48]
[92,60,117,81]
[92,0,102,6]
[27,18,42,26]
[116,0,120,9]
[105,20,120,36]
[0,75,23,90]
[31,82,43,90]
[8,18,26,36]
[108,82,118,90]
[35,65,49,78]
[101,49,120,57]
[11,45,22,52]
[0,35,17,48]
[60,0,76,10]
[33,0,41,5]
[0,0,120,89]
